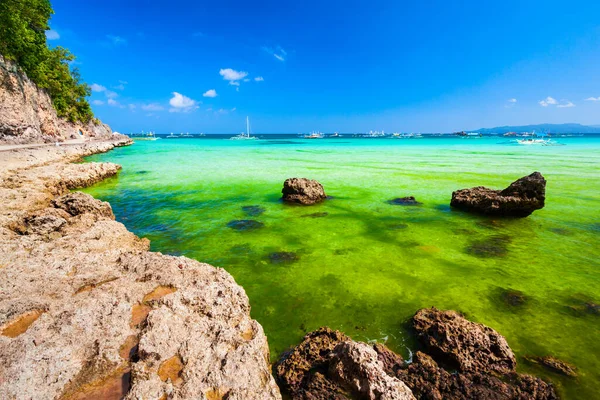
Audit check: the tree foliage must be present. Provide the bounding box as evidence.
[0,0,93,123]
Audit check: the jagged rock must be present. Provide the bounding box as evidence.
[388,197,421,206]
[450,172,546,217]
[329,341,415,400]
[52,192,115,219]
[525,355,577,377]
[282,178,327,205]
[412,308,516,374]
[22,208,69,235]
[397,351,557,400]
[0,141,281,400]
[275,327,350,395]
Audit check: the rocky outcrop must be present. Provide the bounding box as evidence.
[525,356,577,377]
[282,178,327,205]
[450,172,546,217]
[412,307,516,374]
[0,55,114,144]
[388,197,421,206]
[0,141,281,399]
[276,310,557,400]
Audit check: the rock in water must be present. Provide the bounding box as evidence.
[412,307,516,374]
[282,178,327,205]
[450,172,546,217]
[388,196,421,206]
[525,355,578,377]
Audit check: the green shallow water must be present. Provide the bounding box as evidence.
[83,136,600,399]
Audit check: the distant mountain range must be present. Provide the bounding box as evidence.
[474,123,600,134]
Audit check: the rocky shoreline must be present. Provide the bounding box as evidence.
[0,139,565,399]
[0,138,281,399]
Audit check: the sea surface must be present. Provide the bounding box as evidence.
[83,135,600,399]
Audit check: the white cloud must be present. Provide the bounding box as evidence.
[46,30,60,40]
[262,46,287,62]
[505,98,517,108]
[141,103,164,111]
[508,98,517,103]
[119,80,128,85]
[203,89,218,98]
[585,97,600,101]
[91,100,104,106]
[104,90,118,99]
[231,107,236,112]
[106,35,127,46]
[219,68,248,86]
[107,98,121,107]
[91,83,106,92]
[539,96,558,107]
[128,104,136,111]
[243,78,250,82]
[557,101,575,108]
[169,92,199,112]
[254,76,264,82]
[113,84,126,90]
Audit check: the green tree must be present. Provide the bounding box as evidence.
[0,0,94,123]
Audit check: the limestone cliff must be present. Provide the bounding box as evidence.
[0,55,113,144]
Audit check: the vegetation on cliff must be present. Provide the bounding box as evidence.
[0,0,93,123]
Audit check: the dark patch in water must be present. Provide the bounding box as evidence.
[549,227,572,236]
[268,251,299,264]
[320,273,341,286]
[302,212,329,218]
[434,204,452,212]
[388,223,409,230]
[476,219,504,229]
[242,205,266,217]
[260,140,300,145]
[135,170,150,175]
[498,288,529,307]
[465,235,511,258]
[563,293,599,317]
[387,196,422,206]
[230,244,253,256]
[227,220,264,231]
[333,248,352,255]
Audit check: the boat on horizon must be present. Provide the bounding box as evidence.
[303,131,324,139]
[230,117,258,140]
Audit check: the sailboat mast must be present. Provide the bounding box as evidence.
[246,116,250,137]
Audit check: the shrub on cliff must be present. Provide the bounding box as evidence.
[0,0,93,123]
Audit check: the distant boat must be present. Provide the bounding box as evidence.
[303,131,324,139]
[166,132,177,139]
[466,132,482,137]
[230,117,258,140]
[181,132,193,137]
[329,132,342,138]
[364,130,385,138]
[516,138,551,145]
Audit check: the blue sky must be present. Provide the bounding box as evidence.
[47,0,600,133]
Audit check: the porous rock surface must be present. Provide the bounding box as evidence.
[0,140,281,399]
[450,172,546,217]
[282,178,327,205]
[412,307,516,374]
[276,310,557,400]
[0,55,114,144]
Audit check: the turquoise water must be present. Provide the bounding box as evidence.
[83,136,600,399]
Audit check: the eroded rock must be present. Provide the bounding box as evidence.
[388,197,421,206]
[52,192,114,219]
[525,355,577,377]
[412,307,516,374]
[282,178,327,205]
[450,172,546,217]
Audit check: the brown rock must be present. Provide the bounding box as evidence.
[52,192,115,219]
[525,355,577,377]
[450,172,546,217]
[282,178,327,205]
[412,308,516,374]
[328,341,415,399]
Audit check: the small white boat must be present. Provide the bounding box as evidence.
[303,131,324,139]
[516,138,551,145]
[230,117,258,140]
[166,132,178,139]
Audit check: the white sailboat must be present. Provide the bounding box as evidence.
[230,116,258,140]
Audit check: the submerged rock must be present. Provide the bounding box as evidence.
[282,178,327,205]
[242,205,266,217]
[412,307,516,374]
[499,288,529,307]
[450,172,546,217]
[268,252,299,264]
[302,212,329,218]
[525,355,577,377]
[388,196,422,206]
[465,235,511,258]
[227,219,265,231]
